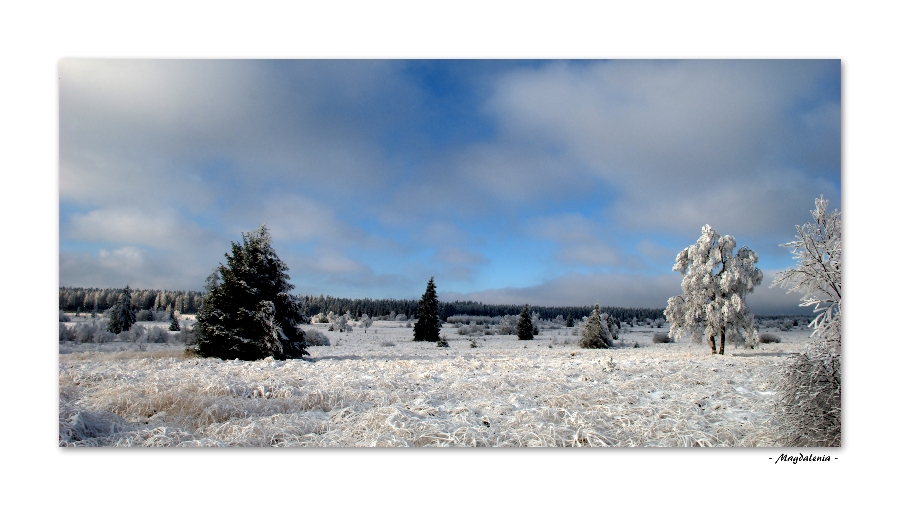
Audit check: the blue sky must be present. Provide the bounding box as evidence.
[59,59,840,314]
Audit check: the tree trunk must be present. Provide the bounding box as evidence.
[709,334,718,354]
[719,330,726,355]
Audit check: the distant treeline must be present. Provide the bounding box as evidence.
[298,295,664,322]
[60,287,665,321]
[59,287,204,314]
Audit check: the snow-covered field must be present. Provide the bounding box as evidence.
[59,320,814,447]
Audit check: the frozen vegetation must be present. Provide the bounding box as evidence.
[59,318,815,447]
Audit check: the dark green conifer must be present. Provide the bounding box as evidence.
[106,285,137,334]
[196,225,307,360]
[517,304,534,340]
[168,308,181,331]
[413,277,441,342]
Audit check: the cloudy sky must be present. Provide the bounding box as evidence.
[59,59,840,314]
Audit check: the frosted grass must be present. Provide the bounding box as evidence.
[59,322,811,447]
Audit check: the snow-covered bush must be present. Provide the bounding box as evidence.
[117,325,147,343]
[175,324,199,345]
[67,321,115,344]
[328,311,352,332]
[311,312,328,324]
[496,315,516,335]
[652,332,670,344]
[305,328,330,346]
[147,327,169,344]
[774,339,840,446]
[59,311,71,322]
[759,333,780,344]
[665,225,762,354]
[59,323,75,342]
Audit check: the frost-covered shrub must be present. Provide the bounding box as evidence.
[311,312,328,324]
[135,309,167,322]
[147,326,169,344]
[176,324,199,345]
[327,311,352,332]
[652,332,670,344]
[774,338,840,446]
[771,197,841,446]
[459,324,485,336]
[59,323,75,342]
[395,313,407,322]
[305,328,330,346]
[59,311,71,322]
[496,315,516,335]
[118,325,148,343]
[380,340,395,347]
[68,321,114,344]
[436,337,449,348]
[759,333,781,344]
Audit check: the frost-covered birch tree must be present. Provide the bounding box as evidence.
[360,314,373,333]
[665,225,763,354]
[771,195,841,346]
[771,196,841,446]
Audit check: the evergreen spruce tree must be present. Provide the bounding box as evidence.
[517,304,534,340]
[413,277,441,342]
[566,313,574,328]
[196,225,308,360]
[106,285,137,334]
[168,308,181,331]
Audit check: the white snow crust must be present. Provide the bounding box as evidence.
[59,321,813,447]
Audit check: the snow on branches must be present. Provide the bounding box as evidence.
[771,196,841,347]
[665,225,763,354]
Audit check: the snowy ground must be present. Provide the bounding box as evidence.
[59,320,814,447]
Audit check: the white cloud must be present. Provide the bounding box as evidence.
[444,268,808,315]
[66,208,215,249]
[481,60,840,238]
